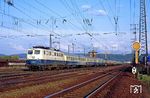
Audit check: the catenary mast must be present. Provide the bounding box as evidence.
[139,0,149,73]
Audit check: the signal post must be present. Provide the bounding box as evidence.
[132,41,141,78]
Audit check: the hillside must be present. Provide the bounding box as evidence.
[96,54,133,62]
[0,53,133,62]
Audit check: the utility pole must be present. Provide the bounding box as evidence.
[72,43,75,54]
[114,0,119,35]
[114,17,118,35]
[84,48,86,56]
[139,0,149,74]
[104,46,108,66]
[49,16,55,49]
[53,41,60,50]
[131,24,138,41]
[58,42,60,50]
[49,34,53,49]
[131,24,138,66]
[68,45,70,54]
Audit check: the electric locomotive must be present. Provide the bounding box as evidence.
[26,46,104,70]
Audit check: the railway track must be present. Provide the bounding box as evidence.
[84,72,121,98]
[0,65,127,94]
[0,68,93,81]
[44,71,122,98]
[0,72,89,92]
[0,67,112,92]
[0,73,32,81]
[0,65,124,83]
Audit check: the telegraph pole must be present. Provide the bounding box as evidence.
[68,45,70,54]
[131,24,138,41]
[114,17,118,35]
[72,43,75,54]
[131,24,138,66]
[114,0,119,35]
[58,42,60,50]
[53,41,60,50]
[84,48,86,56]
[139,0,149,74]
[49,34,53,49]
[49,16,55,49]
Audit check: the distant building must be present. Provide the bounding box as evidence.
[88,50,97,58]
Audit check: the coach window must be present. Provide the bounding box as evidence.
[46,51,49,55]
[54,52,56,56]
[28,50,33,54]
[60,53,62,56]
[58,53,60,56]
[49,52,51,55]
[35,50,40,54]
[69,57,71,60]
[57,53,59,56]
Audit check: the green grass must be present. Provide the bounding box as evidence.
[138,74,150,81]
[138,74,150,90]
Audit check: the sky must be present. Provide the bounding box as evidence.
[0,0,150,55]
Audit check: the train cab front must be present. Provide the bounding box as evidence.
[26,49,43,70]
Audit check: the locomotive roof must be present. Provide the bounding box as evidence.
[31,46,101,60]
[32,46,60,51]
[64,53,101,59]
[33,46,50,49]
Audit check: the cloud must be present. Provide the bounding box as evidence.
[88,9,107,16]
[0,27,133,54]
[111,44,118,49]
[81,4,107,16]
[81,4,108,16]
[93,42,103,48]
[81,5,107,16]
[97,10,107,16]
[9,43,26,51]
[81,5,91,11]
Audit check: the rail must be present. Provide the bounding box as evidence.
[84,72,121,98]
[44,72,115,98]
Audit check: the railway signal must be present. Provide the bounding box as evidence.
[132,67,137,75]
[132,41,141,78]
[132,41,141,64]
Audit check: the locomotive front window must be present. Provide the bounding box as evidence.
[28,50,33,54]
[34,50,40,54]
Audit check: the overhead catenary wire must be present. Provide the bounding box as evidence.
[22,0,52,19]
[0,11,56,35]
[23,2,88,51]
[34,0,84,32]
[69,0,90,32]
[68,0,100,48]
[36,0,95,50]
[98,0,115,28]
[1,0,127,54]
[33,0,91,50]
[58,0,87,31]
[4,1,60,36]
[22,2,88,50]
[106,0,115,17]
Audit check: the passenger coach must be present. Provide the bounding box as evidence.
[26,46,104,70]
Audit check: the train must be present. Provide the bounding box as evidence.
[0,60,25,67]
[26,46,122,70]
